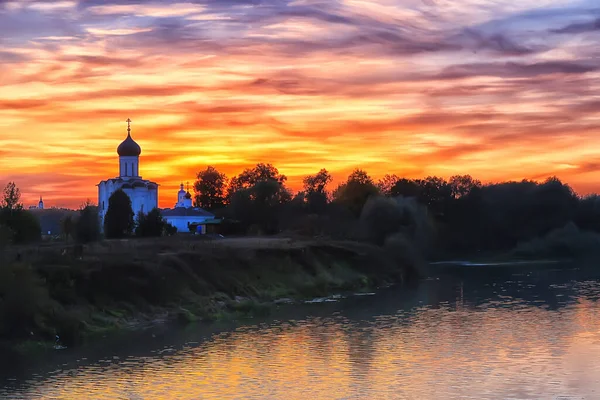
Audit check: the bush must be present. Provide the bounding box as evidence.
[75,205,100,243]
[0,263,53,340]
[104,190,134,239]
[0,208,41,244]
[136,208,169,237]
[0,224,13,248]
[512,222,600,259]
[360,196,433,251]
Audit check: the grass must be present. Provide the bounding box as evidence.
[0,236,419,353]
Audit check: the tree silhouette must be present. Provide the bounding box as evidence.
[76,200,100,243]
[303,168,332,213]
[333,169,379,217]
[136,208,170,237]
[194,166,228,210]
[227,163,287,199]
[376,174,400,196]
[61,215,74,243]
[1,182,22,210]
[104,190,134,239]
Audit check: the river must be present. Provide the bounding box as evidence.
[3,262,600,399]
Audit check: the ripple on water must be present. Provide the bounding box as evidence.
[3,270,600,399]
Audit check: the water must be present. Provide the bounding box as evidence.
[4,263,600,399]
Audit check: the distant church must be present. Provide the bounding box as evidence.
[97,119,216,233]
[97,119,159,227]
[161,183,216,233]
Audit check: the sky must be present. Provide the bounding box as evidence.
[1,0,600,208]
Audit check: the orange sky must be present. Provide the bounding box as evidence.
[1,0,599,209]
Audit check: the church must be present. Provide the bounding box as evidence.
[97,119,217,234]
[161,183,216,233]
[97,119,159,228]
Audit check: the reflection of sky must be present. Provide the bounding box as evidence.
[10,288,600,399]
[1,1,600,207]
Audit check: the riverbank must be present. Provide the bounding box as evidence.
[0,236,421,356]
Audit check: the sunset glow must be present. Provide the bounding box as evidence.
[1,0,599,208]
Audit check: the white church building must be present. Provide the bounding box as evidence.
[161,183,216,233]
[97,119,217,234]
[97,119,159,228]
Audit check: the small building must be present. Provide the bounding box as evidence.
[161,183,217,233]
[97,119,159,229]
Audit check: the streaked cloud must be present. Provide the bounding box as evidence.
[1,0,600,208]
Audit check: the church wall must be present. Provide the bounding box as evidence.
[98,181,158,230]
[119,156,139,178]
[163,215,212,233]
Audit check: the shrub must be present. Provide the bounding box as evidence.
[0,208,41,244]
[136,208,169,237]
[104,190,134,239]
[75,205,100,243]
[0,263,53,340]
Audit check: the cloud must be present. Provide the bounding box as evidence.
[3,0,600,208]
[437,61,599,80]
[552,18,600,34]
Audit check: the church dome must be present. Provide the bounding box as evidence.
[185,191,192,199]
[117,133,141,157]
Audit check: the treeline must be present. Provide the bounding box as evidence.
[194,164,600,257]
[2,164,600,258]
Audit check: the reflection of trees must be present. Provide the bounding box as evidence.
[10,266,600,399]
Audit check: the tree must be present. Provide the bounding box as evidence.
[333,169,380,217]
[136,208,170,237]
[227,163,288,199]
[104,190,134,239]
[61,215,74,243]
[194,166,228,210]
[448,175,482,199]
[1,182,22,210]
[377,174,400,196]
[303,169,332,213]
[0,208,40,244]
[229,179,291,234]
[0,183,40,243]
[75,201,100,243]
[390,178,421,198]
[415,176,452,217]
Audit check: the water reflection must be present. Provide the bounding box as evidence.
[4,264,600,399]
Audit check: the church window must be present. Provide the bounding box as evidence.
[124,162,128,176]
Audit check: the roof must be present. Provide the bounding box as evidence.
[97,178,158,188]
[160,207,214,217]
[117,133,141,157]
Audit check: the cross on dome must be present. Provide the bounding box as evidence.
[117,118,141,157]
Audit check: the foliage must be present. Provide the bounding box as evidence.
[227,163,288,200]
[1,182,22,210]
[333,169,380,217]
[0,263,53,340]
[512,223,600,259]
[225,163,292,233]
[449,175,482,199]
[104,190,134,239]
[303,169,332,213]
[390,178,421,198]
[229,179,291,234]
[135,208,171,237]
[360,196,433,251]
[377,174,400,196]
[61,215,74,242]
[0,224,14,248]
[0,208,41,244]
[194,166,228,210]
[75,202,100,243]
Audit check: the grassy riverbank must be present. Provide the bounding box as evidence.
[0,236,420,354]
